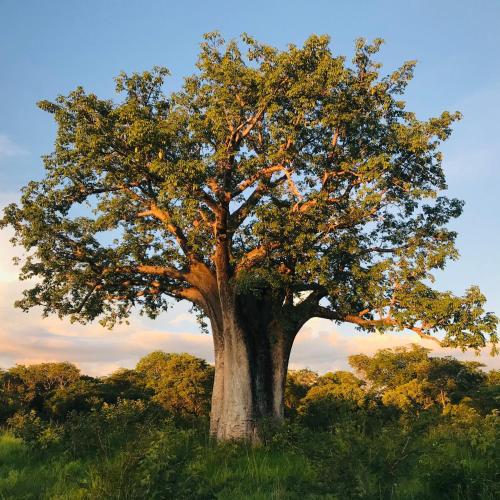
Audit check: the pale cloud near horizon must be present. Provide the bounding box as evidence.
[0,275,497,376]
[167,312,198,327]
[289,319,499,374]
[0,135,27,158]
[1,294,498,376]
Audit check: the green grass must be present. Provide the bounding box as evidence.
[0,433,88,500]
[0,411,498,500]
[0,430,326,499]
[194,444,322,499]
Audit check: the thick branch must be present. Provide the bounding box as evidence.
[137,203,191,257]
[314,307,444,346]
[107,264,187,282]
[235,242,280,274]
[231,164,287,198]
[232,105,267,145]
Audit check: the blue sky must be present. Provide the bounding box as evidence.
[1,0,499,374]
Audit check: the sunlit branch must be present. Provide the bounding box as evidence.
[314,306,444,346]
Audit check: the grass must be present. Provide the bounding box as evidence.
[194,444,320,499]
[0,430,324,499]
[0,433,88,500]
[0,408,497,500]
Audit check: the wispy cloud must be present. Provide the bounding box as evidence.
[0,135,27,158]
[0,297,214,376]
[168,312,198,326]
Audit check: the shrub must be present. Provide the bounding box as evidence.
[7,410,62,450]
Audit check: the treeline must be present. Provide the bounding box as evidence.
[0,344,499,499]
[2,344,498,426]
[1,352,214,424]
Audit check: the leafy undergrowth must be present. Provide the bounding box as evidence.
[0,406,498,499]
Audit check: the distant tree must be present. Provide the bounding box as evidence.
[298,371,367,428]
[0,369,14,421]
[8,362,81,393]
[2,33,497,440]
[285,368,319,414]
[470,369,500,414]
[135,351,173,383]
[349,344,431,392]
[487,370,500,386]
[136,352,214,417]
[426,357,486,408]
[1,362,82,418]
[350,345,488,413]
[46,377,103,418]
[101,368,150,402]
[381,379,436,413]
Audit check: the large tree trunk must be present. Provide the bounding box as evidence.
[208,296,296,442]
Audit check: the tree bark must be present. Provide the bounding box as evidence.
[208,297,296,442]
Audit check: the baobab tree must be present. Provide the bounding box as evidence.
[2,33,497,441]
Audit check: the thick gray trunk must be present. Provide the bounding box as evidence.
[209,328,225,436]
[209,314,294,442]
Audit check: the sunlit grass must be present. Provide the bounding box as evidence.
[0,432,88,499]
[0,408,497,500]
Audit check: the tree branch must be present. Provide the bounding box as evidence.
[230,174,287,228]
[231,164,287,198]
[313,307,444,346]
[235,242,280,273]
[137,203,192,257]
[105,264,187,282]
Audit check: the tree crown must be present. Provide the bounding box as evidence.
[2,33,497,351]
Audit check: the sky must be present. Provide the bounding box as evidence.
[0,0,499,375]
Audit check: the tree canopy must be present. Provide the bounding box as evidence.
[1,33,497,361]
[350,344,487,411]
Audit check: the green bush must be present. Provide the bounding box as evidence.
[62,398,158,458]
[7,410,63,450]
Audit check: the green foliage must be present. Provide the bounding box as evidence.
[298,371,368,429]
[62,399,156,458]
[7,410,62,449]
[0,433,89,500]
[136,351,214,417]
[0,352,213,428]
[129,426,205,499]
[285,368,319,417]
[349,344,433,389]
[100,367,150,402]
[0,362,97,422]
[350,344,488,413]
[0,346,499,499]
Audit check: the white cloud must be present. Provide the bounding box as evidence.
[168,312,197,326]
[0,226,214,375]
[0,276,214,375]
[0,135,27,158]
[289,318,500,374]
[0,227,22,282]
[0,281,497,377]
